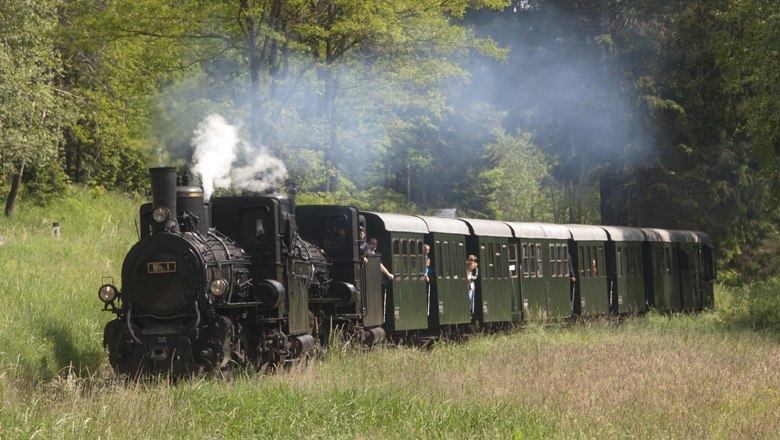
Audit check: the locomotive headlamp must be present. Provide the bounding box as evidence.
[152,207,170,223]
[98,284,118,303]
[209,279,228,296]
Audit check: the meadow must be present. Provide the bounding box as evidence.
[0,188,778,439]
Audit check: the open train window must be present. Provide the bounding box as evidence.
[509,244,518,278]
[401,239,409,278]
[557,245,564,277]
[443,241,450,278]
[632,247,640,276]
[665,247,671,274]
[456,242,465,279]
[322,215,349,249]
[535,244,543,277]
[418,240,425,278]
[487,243,494,279]
[501,244,508,279]
[563,244,570,277]
[586,247,592,278]
[549,244,556,277]
[597,247,604,277]
[409,240,417,280]
[393,239,400,277]
[240,207,272,245]
[522,244,529,278]
[436,241,445,279]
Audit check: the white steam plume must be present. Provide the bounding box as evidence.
[191,114,287,201]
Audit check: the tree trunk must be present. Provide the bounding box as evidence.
[240,0,263,147]
[5,160,25,217]
[406,162,411,201]
[322,61,339,193]
[600,167,631,226]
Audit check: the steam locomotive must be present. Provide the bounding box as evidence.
[98,168,716,378]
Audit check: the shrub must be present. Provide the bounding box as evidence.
[717,280,780,333]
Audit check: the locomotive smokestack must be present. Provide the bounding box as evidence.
[150,167,178,231]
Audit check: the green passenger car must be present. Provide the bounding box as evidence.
[641,228,682,312]
[460,218,515,325]
[567,225,610,317]
[417,216,471,329]
[364,212,429,333]
[601,226,647,315]
[505,222,573,322]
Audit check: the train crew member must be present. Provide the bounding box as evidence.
[467,255,478,316]
[368,238,394,281]
[358,226,369,259]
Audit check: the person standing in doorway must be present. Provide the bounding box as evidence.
[467,254,478,316]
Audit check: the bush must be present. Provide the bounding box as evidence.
[717,280,780,333]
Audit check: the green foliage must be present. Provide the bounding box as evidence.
[717,280,780,334]
[483,130,559,221]
[56,0,183,190]
[716,0,780,184]
[0,0,68,199]
[20,160,70,206]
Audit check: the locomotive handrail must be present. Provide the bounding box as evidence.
[126,305,141,344]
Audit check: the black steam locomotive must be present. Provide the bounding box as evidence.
[99,168,716,378]
[99,167,384,377]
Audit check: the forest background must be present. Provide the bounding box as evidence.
[2,0,779,282]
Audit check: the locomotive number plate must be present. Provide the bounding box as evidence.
[148,262,176,274]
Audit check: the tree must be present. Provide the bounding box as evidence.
[717,0,780,196]
[57,0,187,191]
[0,0,66,216]
[86,0,509,195]
[483,130,558,221]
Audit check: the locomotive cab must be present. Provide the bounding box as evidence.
[296,205,385,344]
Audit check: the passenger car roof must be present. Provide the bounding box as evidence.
[459,218,514,237]
[600,226,645,242]
[417,216,470,235]
[640,228,673,242]
[566,224,609,241]
[363,212,429,233]
[505,222,571,239]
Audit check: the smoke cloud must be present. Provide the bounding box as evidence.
[191,114,287,201]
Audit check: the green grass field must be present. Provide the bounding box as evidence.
[0,188,779,438]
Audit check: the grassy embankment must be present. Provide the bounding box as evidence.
[0,187,779,438]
